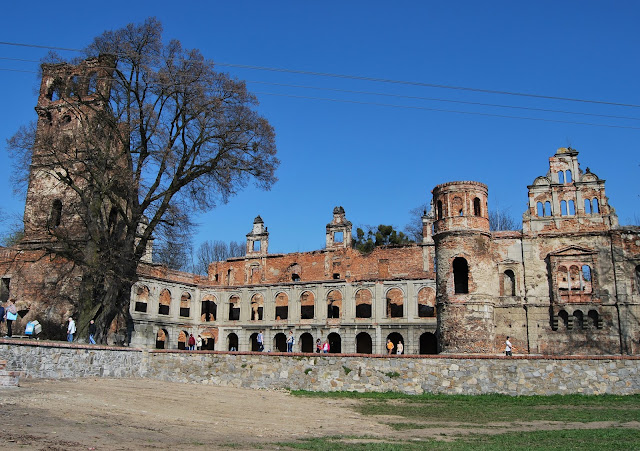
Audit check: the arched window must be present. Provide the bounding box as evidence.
[155,329,168,349]
[300,332,314,353]
[561,200,568,216]
[134,285,149,313]
[201,295,217,322]
[452,196,463,217]
[473,197,481,216]
[355,289,372,318]
[50,199,62,228]
[327,332,341,353]
[557,265,569,292]
[537,202,544,217]
[275,292,288,320]
[569,265,581,291]
[558,171,565,184]
[227,333,238,351]
[437,200,443,219]
[585,198,592,214]
[573,310,584,329]
[158,289,171,315]
[566,170,572,183]
[592,198,599,213]
[386,288,404,318]
[179,292,191,317]
[356,332,372,354]
[250,293,263,321]
[503,270,516,296]
[300,291,315,319]
[69,75,80,97]
[419,332,438,355]
[568,200,575,215]
[453,257,469,294]
[417,287,436,317]
[588,310,602,329]
[581,265,592,292]
[228,295,240,321]
[558,310,570,329]
[327,290,342,319]
[544,201,552,217]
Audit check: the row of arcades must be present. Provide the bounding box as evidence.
[154,328,439,355]
[132,284,437,322]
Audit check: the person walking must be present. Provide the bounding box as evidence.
[505,336,514,356]
[386,339,394,355]
[88,319,97,344]
[396,341,404,355]
[4,299,18,338]
[286,330,295,352]
[67,317,76,342]
[257,330,264,352]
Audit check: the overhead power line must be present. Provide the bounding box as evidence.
[1,40,638,109]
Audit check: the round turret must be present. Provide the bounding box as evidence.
[432,181,489,235]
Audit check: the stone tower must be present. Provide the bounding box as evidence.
[432,181,495,353]
[246,215,269,256]
[325,206,352,250]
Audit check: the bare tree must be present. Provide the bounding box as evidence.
[404,203,429,242]
[194,239,246,275]
[489,208,519,231]
[7,18,278,342]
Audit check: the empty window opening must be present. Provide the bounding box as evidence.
[252,240,261,252]
[69,76,80,97]
[386,332,404,354]
[588,310,603,329]
[332,273,340,279]
[250,293,264,321]
[226,269,232,285]
[177,330,188,350]
[574,310,584,329]
[250,265,262,284]
[227,333,239,351]
[561,200,568,216]
[273,332,287,352]
[87,72,98,94]
[300,291,315,319]
[537,202,544,217]
[502,270,516,296]
[201,331,215,350]
[453,257,469,294]
[134,285,149,313]
[334,231,344,243]
[473,197,481,216]
[566,170,572,183]
[327,290,342,319]
[47,79,63,101]
[355,289,372,319]
[568,200,575,215]
[158,289,171,315]
[0,278,10,303]
[417,287,436,317]
[300,332,314,353]
[228,295,240,321]
[544,201,552,217]
[201,298,217,322]
[585,198,592,214]
[386,288,404,318]
[419,332,438,354]
[250,332,260,351]
[155,329,168,349]
[558,310,571,330]
[291,273,300,281]
[327,332,341,353]
[437,200,443,219]
[356,332,372,354]
[50,199,62,228]
[179,292,191,317]
[592,198,599,213]
[558,171,565,184]
[275,292,289,320]
[452,196,463,217]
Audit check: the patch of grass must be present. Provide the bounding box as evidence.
[304,368,312,375]
[384,371,400,378]
[343,365,352,375]
[241,363,247,368]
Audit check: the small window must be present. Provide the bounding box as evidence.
[561,200,567,216]
[473,197,481,216]
[437,201,443,219]
[558,171,565,184]
[50,200,62,228]
[503,270,516,296]
[592,198,599,213]
[544,201,552,217]
[332,273,340,279]
[584,198,592,214]
[537,202,544,217]
[453,257,469,294]
[334,231,343,243]
[568,200,575,215]
[252,240,261,252]
[291,273,300,282]
[566,170,572,183]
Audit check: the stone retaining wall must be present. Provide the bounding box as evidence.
[2,339,639,395]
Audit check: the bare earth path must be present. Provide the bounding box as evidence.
[0,378,386,450]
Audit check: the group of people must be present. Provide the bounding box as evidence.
[186,333,203,350]
[386,339,404,355]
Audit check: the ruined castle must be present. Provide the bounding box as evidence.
[1,58,639,355]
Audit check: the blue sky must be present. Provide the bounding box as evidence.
[1,1,639,254]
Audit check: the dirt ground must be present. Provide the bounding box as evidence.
[1,378,639,450]
[0,378,388,450]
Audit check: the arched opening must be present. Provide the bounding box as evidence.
[581,265,592,292]
[250,293,264,321]
[573,310,584,329]
[134,285,149,312]
[155,329,168,349]
[561,200,568,216]
[300,291,315,319]
[327,290,342,319]
[356,332,372,354]
[275,292,288,320]
[568,200,575,215]
[328,332,341,353]
[585,198,592,214]
[355,289,372,318]
[453,257,469,294]
[537,202,544,217]
[386,288,404,318]
[558,310,571,329]
[569,265,581,291]
[452,196,463,217]
[558,171,565,184]
[300,332,314,353]
[437,200,443,219]
[201,295,217,322]
[473,197,481,216]
[417,287,436,317]
[201,330,215,350]
[419,332,438,354]
[47,79,63,101]
[502,270,516,296]
[50,199,62,228]
[228,295,240,321]
[177,330,188,350]
[592,198,599,213]
[250,332,260,351]
[566,170,572,183]
[273,332,287,352]
[588,310,602,329]
[180,292,191,317]
[158,289,171,315]
[386,332,404,355]
[227,333,238,351]
[544,201,552,216]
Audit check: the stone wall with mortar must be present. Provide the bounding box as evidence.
[2,340,639,396]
